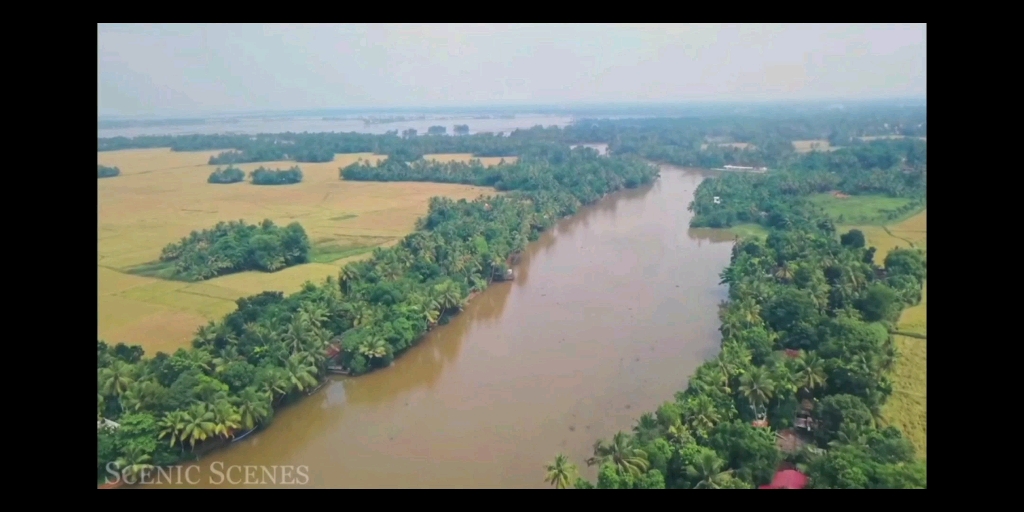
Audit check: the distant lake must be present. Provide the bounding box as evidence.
[97,114,574,138]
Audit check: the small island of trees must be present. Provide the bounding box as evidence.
[159,219,310,281]
[249,166,303,185]
[207,166,245,184]
[99,165,121,178]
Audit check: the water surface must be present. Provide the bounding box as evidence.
[146,166,734,488]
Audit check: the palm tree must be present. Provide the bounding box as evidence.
[259,368,292,400]
[358,335,389,360]
[283,316,309,354]
[210,399,242,438]
[717,342,750,385]
[686,451,733,489]
[284,353,319,392]
[586,431,649,478]
[632,412,660,443]
[121,380,160,412]
[795,352,827,395]
[181,404,217,449]
[738,366,775,420]
[684,395,723,438]
[115,444,155,484]
[233,388,272,431]
[667,421,695,447]
[544,454,579,489]
[99,360,136,405]
[774,261,794,282]
[183,349,213,373]
[158,410,189,448]
[339,265,359,294]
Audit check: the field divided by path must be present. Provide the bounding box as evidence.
[99,149,508,354]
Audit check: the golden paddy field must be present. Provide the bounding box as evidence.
[98,149,506,354]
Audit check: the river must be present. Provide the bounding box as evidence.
[143,164,736,489]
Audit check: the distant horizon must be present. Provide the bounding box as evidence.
[98,96,926,121]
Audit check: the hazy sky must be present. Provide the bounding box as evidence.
[98,23,926,117]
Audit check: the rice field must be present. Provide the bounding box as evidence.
[808,193,919,225]
[842,210,927,263]
[98,149,504,354]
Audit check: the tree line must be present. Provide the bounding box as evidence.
[99,165,121,178]
[206,166,304,185]
[249,166,303,185]
[687,139,926,229]
[98,149,659,483]
[159,220,310,281]
[98,105,923,170]
[207,166,245,184]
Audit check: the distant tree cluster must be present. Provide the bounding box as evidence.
[342,146,652,198]
[687,139,926,229]
[427,126,447,135]
[98,165,121,178]
[453,124,470,135]
[159,219,310,281]
[249,166,303,185]
[207,166,245,184]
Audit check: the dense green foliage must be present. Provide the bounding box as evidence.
[99,104,923,170]
[99,165,121,178]
[687,139,926,229]
[207,166,245,184]
[249,166,303,185]
[98,148,657,483]
[159,220,311,281]
[342,146,652,199]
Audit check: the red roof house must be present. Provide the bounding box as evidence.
[759,470,809,489]
[325,344,342,360]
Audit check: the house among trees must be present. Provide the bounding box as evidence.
[713,196,721,204]
[759,469,809,489]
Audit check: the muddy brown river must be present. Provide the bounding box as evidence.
[144,165,737,488]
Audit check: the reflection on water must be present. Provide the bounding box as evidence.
[145,165,734,489]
